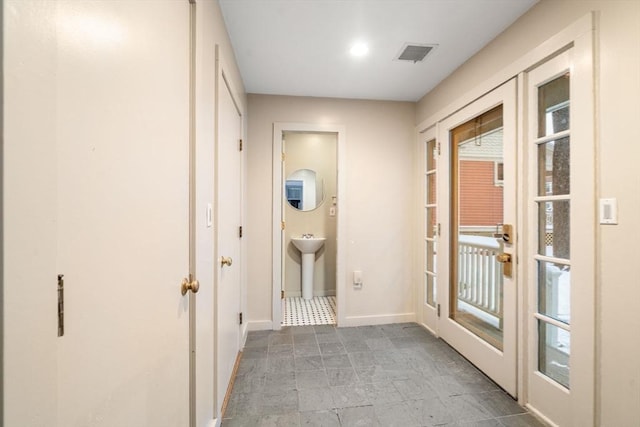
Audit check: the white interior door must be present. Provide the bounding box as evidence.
[437,79,517,396]
[55,1,191,425]
[215,61,243,417]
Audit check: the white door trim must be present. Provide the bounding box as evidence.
[272,123,346,330]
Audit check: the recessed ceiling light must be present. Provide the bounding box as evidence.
[350,42,369,57]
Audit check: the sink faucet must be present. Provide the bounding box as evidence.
[302,233,315,238]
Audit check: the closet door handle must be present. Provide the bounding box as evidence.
[181,276,200,295]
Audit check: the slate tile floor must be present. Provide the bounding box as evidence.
[222,323,548,427]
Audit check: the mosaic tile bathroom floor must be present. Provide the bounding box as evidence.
[283,296,336,326]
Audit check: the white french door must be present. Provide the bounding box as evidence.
[420,127,439,331]
[437,79,518,397]
[418,20,596,426]
[525,45,595,427]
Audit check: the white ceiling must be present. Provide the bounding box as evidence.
[219,0,538,102]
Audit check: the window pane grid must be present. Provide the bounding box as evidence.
[534,129,570,145]
[534,72,571,389]
[534,195,571,203]
[533,254,570,266]
[534,313,571,332]
[537,320,570,389]
[424,139,437,308]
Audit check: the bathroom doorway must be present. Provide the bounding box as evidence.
[272,123,346,329]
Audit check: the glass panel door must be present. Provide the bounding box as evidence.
[425,138,437,308]
[437,79,517,397]
[535,73,571,388]
[526,41,596,426]
[420,126,439,331]
[451,105,506,351]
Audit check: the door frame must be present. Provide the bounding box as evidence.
[272,123,346,329]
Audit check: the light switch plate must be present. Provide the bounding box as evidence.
[207,203,213,227]
[599,198,618,225]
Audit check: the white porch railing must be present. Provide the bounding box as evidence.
[457,235,503,320]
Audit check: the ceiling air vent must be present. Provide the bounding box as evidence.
[395,43,437,63]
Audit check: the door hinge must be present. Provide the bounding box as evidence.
[437,223,441,236]
[239,312,243,325]
[437,303,441,318]
[281,290,284,299]
[281,152,285,161]
[57,274,65,337]
[239,225,243,238]
[281,220,285,230]
[239,139,243,151]
[437,142,441,155]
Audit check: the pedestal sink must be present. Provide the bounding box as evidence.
[291,236,326,300]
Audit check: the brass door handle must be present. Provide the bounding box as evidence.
[496,253,513,277]
[181,277,200,295]
[221,256,233,267]
[497,253,511,263]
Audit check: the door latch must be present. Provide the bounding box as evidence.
[57,274,64,337]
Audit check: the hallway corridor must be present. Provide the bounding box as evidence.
[222,323,546,426]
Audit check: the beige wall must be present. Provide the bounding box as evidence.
[246,95,416,326]
[417,1,640,425]
[284,132,337,297]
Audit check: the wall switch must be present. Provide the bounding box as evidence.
[599,198,618,225]
[353,270,362,289]
[329,206,336,217]
[206,203,213,228]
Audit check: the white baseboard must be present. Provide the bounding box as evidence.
[209,418,220,427]
[340,312,416,327]
[284,290,336,298]
[247,320,273,331]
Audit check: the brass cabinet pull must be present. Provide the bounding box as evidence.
[221,256,233,267]
[181,277,200,295]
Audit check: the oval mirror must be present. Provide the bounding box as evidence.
[285,168,324,211]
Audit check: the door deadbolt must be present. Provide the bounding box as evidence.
[502,224,513,244]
